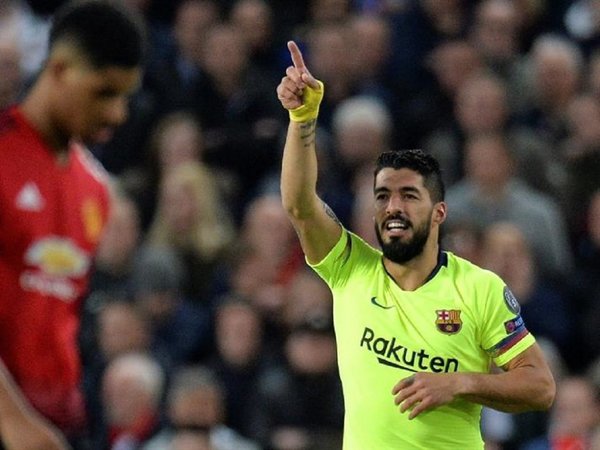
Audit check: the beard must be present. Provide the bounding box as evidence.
[375,215,432,264]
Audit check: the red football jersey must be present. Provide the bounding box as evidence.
[0,107,110,433]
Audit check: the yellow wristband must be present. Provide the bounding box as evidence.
[289,80,325,122]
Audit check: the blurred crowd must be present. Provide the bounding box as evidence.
[2,0,600,449]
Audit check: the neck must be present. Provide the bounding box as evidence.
[383,238,440,291]
[20,74,71,157]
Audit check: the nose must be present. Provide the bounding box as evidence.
[386,194,404,215]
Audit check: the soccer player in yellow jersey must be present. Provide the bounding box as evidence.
[276,41,556,449]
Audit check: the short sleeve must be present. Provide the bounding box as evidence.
[480,279,536,368]
[307,227,350,287]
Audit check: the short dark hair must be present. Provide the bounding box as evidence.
[374,149,445,202]
[49,0,145,68]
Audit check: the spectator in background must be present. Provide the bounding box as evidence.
[197,22,283,214]
[144,0,219,116]
[131,245,214,367]
[119,0,173,70]
[445,133,573,278]
[282,268,332,331]
[147,162,235,301]
[0,0,49,81]
[347,14,395,105]
[589,50,600,104]
[249,316,343,450]
[213,194,304,344]
[522,376,600,450]
[84,302,157,449]
[404,39,484,147]
[80,194,144,444]
[229,0,279,82]
[308,0,352,24]
[88,193,142,300]
[325,95,394,227]
[440,220,483,265]
[425,72,554,193]
[332,95,393,176]
[209,299,268,439]
[469,0,530,113]
[563,0,600,58]
[299,23,356,128]
[512,0,567,51]
[170,431,213,450]
[561,94,600,230]
[143,365,261,450]
[571,190,600,369]
[478,222,574,357]
[563,93,600,161]
[238,194,304,288]
[102,352,165,450]
[387,0,469,98]
[519,34,584,146]
[0,41,24,110]
[125,110,235,230]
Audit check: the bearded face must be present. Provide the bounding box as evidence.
[375,210,432,264]
[373,167,441,264]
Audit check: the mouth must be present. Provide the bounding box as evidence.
[383,217,411,238]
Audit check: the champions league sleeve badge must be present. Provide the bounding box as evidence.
[503,286,521,314]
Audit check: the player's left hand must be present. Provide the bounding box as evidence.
[392,372,462,419]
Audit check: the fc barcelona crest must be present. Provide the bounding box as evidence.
[435,309,462,335]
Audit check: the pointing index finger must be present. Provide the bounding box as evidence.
[288,40,306,70]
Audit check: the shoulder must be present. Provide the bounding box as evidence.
[348,230,381,255]
[72,144,111,189]
[445,252,504,290]
[345,230,383,267]
[309,229,382,287]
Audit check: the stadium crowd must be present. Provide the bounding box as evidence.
[2,0,600,449]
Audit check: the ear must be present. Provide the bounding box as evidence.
[46,44,82,82]
[46,55,69,82]
[432,201,447,226]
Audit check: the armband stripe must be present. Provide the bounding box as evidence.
[485,326,529,358]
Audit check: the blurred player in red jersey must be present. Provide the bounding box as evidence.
[0,1,145,448]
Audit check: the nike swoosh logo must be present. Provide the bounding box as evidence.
[371,296,394,309]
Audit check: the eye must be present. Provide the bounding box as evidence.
[375,193,388,202]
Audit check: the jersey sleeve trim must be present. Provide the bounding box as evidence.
[307,227,350,269]
[485,326,529,358]
[488,328,536,367]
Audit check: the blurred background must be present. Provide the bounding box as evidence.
[3,0,600,448]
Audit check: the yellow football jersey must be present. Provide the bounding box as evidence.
[309,229,535,450]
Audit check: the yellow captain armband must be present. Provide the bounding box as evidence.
[289,80,325,122]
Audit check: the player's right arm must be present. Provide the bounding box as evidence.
[277,41,342,265]
[0,361,71,450]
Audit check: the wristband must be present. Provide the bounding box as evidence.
[289,80,325,122]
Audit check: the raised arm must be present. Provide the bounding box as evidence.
[276,41,342,264]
